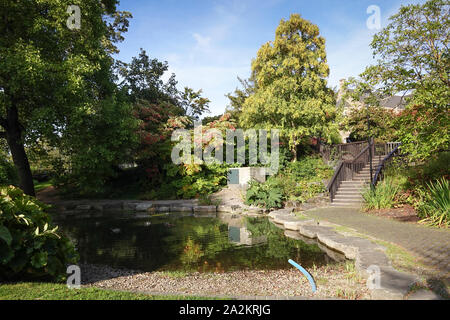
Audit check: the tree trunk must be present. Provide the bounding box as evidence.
[291,135,298,162]
[4,106,35,196]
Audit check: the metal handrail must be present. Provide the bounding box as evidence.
[327,144,370,202]
[372,143,401,186]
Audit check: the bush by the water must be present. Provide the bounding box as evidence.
[245,178,284,209]
[0,186,78,281]
[245,155,332,209]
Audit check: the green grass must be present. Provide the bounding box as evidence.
[0,282,224,300]
[34,180,54,192]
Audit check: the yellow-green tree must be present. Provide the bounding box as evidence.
[240,14,337,160]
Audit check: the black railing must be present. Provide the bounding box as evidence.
[372,143,401,186]
[327,144,371,202]
[321,140,367,164]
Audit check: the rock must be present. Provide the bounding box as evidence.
[124,202,139,211]
[91,204,104,211]
[135,203,153,211]
[103,202,123,211]
[193,206,217,213]
[75,204,91,211]
[217,205,233,213]
[156,206,171,212]
[171,206,193,213]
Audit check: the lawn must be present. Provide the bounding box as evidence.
[0,282,221,300]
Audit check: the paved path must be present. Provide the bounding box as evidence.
[303,207,450,277]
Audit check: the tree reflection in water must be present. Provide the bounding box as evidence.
[56,213,330,272]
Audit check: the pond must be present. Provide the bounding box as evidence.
[54,212,337,273]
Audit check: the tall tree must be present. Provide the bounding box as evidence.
[0,0,132,195]
[240,14,337,160]
[225,76,255,121]
[356,0,449,161]
[118,49,210,121]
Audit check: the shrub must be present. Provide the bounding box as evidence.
[362,178,400,210]
[285,156,333,181]
[0,186,79,281]
[245,178,284,209]
[416,178,449,228]
[0,157,18,186]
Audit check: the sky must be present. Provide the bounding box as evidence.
[114,0,426,116]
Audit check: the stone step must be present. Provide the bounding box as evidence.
[336,190,363,194]
[337,189,363,194]
[340,182,366,187]
[341,180,366,184]
[330,202,362,207]
[332,198,363,204]
[334,196,363,201]
[335,191,362,197]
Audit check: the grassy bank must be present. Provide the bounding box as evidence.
[0,282,220,300]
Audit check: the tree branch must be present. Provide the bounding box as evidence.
[0,131,6,139]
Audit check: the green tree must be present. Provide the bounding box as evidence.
[119,49,210,121]
[225,76,255,121]
[178,87,210,120]
[240,14,337,160]
[117,48,179,105]
[342,106,399,142]
[0,0,133,196]
[355,0,449,161]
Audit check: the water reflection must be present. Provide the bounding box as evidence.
[55,212,333,273]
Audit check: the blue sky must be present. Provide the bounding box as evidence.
[114,0,426,116]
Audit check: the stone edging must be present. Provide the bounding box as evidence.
[48,199,265,217]
[268,208,419,300]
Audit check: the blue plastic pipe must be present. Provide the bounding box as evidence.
[288,259,317,293]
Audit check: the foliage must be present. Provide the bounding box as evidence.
[178,87,211,120]
[276,156,332,203]
[0,186,78,281]
[342,106,399,142]
[353,0,449,162]
[117,48,179,105]
[54,93,139,196]
[394,103,449,162]
[416,178,449,228]
[0,0,135,195]
[225,76,255,122]
[240,14,338,159]
[118,49,210,122]
[403,152,450,190]
[245,178,284,209]
[284,156,333,181]
[244,155,331,207]
[0,156,18,186]
[362,178,400,210]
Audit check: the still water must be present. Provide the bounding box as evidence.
[55,212,335,272]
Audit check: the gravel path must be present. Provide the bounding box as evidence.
[80,264,370,300]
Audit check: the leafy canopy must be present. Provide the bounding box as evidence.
[240,14,337,157]
[354,0,449,161]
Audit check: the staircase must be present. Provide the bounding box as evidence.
[331,155,384,207]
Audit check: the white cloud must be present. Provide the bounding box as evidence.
[192,33,212,49]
